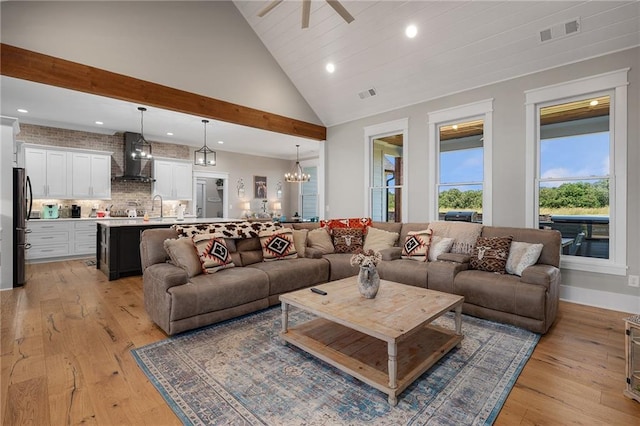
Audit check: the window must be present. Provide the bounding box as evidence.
[428,99,493,223]
[364,119,408,223]
[370,137,403,222]
[525,69,628,275]
[438,119,484,221]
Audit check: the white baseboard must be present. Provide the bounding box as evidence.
[560,284,640,314]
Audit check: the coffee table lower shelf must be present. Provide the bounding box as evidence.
[281,317,463,405]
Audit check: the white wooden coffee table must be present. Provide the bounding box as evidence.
[279,277,464,406]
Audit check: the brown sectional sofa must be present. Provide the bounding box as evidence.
[140,221,561,336]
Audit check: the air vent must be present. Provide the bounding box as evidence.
[539,17,581,43]
[358,87,377,100]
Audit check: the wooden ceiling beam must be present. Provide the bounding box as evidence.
[0,43,327,141]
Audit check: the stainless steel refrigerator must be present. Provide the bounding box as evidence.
[13,168,32,287]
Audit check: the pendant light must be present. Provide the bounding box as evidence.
[285,144,310,183]
[194,119,216,166]
[132,107,152,160]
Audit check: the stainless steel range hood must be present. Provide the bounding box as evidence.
[113,132,155,182]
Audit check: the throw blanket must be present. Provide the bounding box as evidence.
[428,221,483,255]
[172,221,281,239]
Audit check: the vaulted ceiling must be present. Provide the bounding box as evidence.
[234,1,639,126]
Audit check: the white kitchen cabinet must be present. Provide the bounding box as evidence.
[153,159,193,200]
[26,221,71,260]
[71,152,111,199]
[73,220,97,255]
[24,146,69,198]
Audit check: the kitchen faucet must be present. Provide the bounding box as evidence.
[152,194,163,219]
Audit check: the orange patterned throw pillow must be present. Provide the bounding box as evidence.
[320,218,372,233]
[402,229,432,261]
[470,236,513,273]
[192,233,235,273]
[259,228,298,261]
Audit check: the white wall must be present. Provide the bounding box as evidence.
[0,1,321,126]
[196,150,297,219]
[325,48,640,310]
[0,117,19,290]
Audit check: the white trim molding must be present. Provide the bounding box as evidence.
[363,118,409,222]
[560,284,639,315]
[525,68,629,276]
[427,99,494,224]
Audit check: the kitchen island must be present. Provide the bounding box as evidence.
[96,217,238,280]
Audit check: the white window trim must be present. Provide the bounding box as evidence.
[427,99,494,224]
[525,68,629,276]
[364,118,409,222]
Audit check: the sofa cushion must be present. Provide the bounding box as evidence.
[370,222,403,235]
[428,221,483,255]
[402,229,432,261]
[470,236,512,273]
[454,270,547,321]
[169,268,269,321]
[164,237,202,278]
[506,242,544,276]
[259,228,298,261]
[332,228,364,253]
[292,229,308,258]
[193,233,236,273]
[323,253,359,281]
[248,258,330,295]
[377,259,429,288]
[363,226,399,252]
[428,236,454,262]
[307,228,335,254]
[482,226,561,268]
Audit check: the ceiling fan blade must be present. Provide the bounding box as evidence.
[326,0,354,24]
[257,0,283,18]
[301,0,311,28]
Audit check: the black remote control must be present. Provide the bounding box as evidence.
[310,288,327,295]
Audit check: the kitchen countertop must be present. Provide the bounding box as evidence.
[29,215,198,222]
[95,217,243,227]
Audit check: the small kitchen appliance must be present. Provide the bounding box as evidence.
[42,204,59,219]
[71,204,81,218]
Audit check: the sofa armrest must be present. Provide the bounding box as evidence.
[379,247,402,261]
[520,264,560,290]
[304,247,325,259]
[426,260,469,293]
[143,262,189,335]
[436,253,470,263]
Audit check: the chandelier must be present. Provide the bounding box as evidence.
[132,107,152,160]
[194,119,216,166]
[285,144,310,183]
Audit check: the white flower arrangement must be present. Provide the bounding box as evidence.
[350,249,382,268]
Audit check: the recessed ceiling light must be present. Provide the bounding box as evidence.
[218,141,224,145]
[590,100,599,106]
[166,132,174,136]
[17,108,28,113]
[405,25,418,39]
[95,121,104,125]
[452,124,459,130]
[326,63,335,73]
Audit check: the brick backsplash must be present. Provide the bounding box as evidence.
[20,124,190,218]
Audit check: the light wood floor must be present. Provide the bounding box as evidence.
[2,260,639,425]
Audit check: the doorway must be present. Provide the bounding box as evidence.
[192,170,229,219]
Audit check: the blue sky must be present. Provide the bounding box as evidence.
[440,132,609,190]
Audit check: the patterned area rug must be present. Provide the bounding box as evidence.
[132,307,539,425]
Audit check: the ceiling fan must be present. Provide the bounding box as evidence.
[258,0,354,29]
